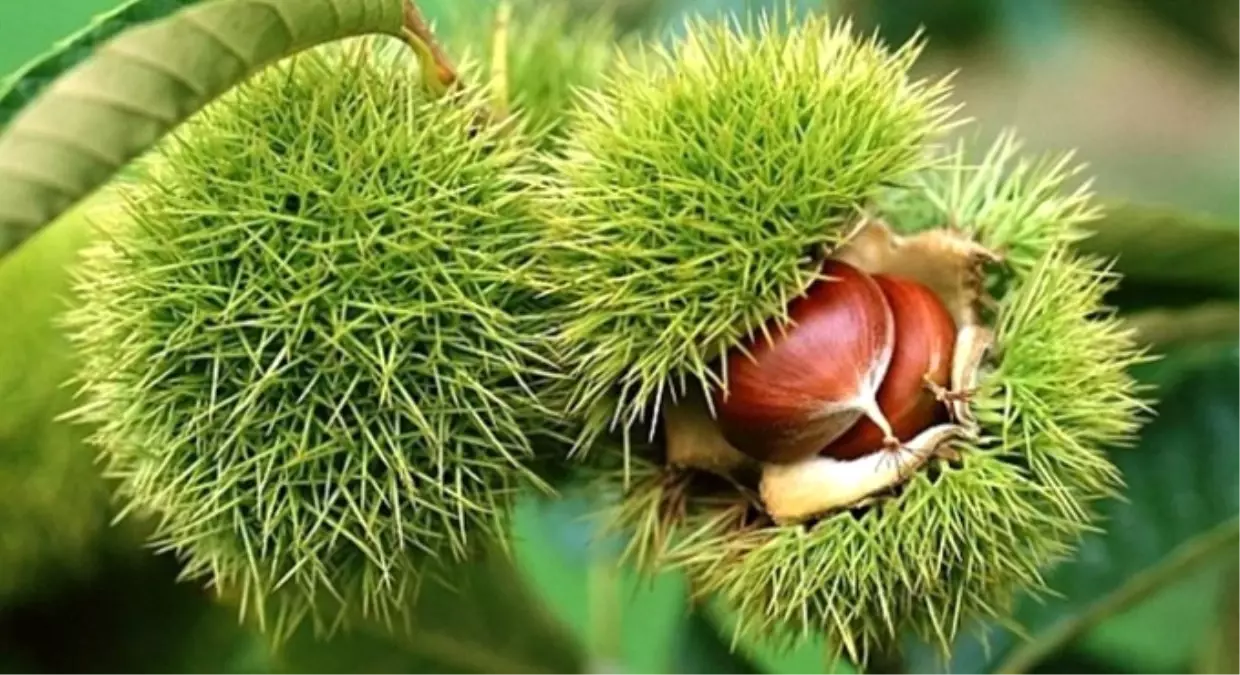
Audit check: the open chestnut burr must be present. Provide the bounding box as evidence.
[663,218,1002,524]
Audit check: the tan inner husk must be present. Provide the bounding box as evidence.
[663,218,1002,524]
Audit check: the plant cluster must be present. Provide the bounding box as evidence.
[55,1,1148,664]
[585,133,1148,660]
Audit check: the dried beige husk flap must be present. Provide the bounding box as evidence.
[664,385,757,475]
[760,423,977,523]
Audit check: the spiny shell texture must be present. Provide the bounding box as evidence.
[63,39,565,636]
[588,133,1149,663]
[529,12,960,441]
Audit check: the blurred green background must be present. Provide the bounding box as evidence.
[0,1,1235,673]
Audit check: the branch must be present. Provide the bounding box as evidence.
[401,0,459,96]
[1125,301,1240,349]
[995,518,1240,674]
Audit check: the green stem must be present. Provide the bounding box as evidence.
[1079,201,1239,295]
[1195,557,1240,673]
[1125,301,1239,349]
[400,0,459,96]
[996,517,1240,674]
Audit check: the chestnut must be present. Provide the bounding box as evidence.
[664,218,999,523]
[713,259,959,464]
[821,273,957,460]
[713,259,895,465]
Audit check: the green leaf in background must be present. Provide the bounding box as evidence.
[1073,548,1237,674]
[670,610,763,674]
[512,494,726,674]
[702,600,858,675]
[907,340,1240,674]
[0,0,199,129]
[0,193,122,604]
[1,527,589,674]
[1079,203,1239,308]
[0,0,410,257]
[510,492,862,674]
[271,545,588,675]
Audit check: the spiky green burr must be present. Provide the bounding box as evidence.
[530,12,960,436]
[585,132,1149,662]
[62,38,566,635]
[526,10,1147,658]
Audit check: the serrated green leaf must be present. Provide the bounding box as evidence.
[907,341,1240,674]
[0,0,410,257]
[0,0,201,129]
[1077,202,1239,301]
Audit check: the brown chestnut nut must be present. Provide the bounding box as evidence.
[714,259,894,464]
[822,274,956,460]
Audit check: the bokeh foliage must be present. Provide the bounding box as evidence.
[2,1,1240,675]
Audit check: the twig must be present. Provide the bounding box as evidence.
[401,0,458,96]
[1125,301,1240,349]
[996,518,1240,674]
[398,0,505,132]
